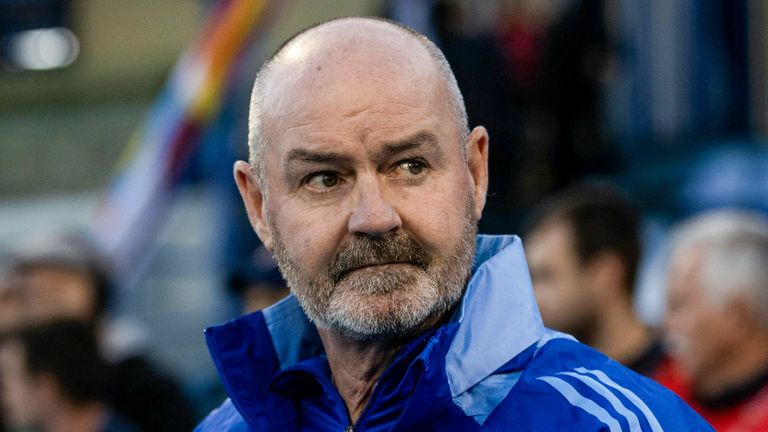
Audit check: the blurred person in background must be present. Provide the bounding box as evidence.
[0,319,138,432]
[664,209,768,431]
[524,182,667,377]
[3,232,196,432]
[5,234,117,344]
[227,245,288,315]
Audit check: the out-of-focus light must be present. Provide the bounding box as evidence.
[7,27,80,71]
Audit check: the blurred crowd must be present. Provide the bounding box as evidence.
[524,184,768,431]
[2,0,767,431]
[0,229,288,431]
[0,233,199,432]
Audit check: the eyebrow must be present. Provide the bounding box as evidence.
[375,131,442,162]
[285,148,354,165]
[282,148,353,184]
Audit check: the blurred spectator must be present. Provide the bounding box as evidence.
[227,245,288,314]
[663,209,768,431]
[4,232,196,432]
[524,182,667,376]
[0,319,138,432]
[5,233,114,336]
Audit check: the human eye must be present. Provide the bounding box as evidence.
[391,159,428,179]
[303,171,343,192]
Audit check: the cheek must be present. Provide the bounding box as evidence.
[542,268,580,305]
[674,306,718,357]
[562,282,593,316]
[689,304,721,338]
[670,309,699,345]
[533,285,553,310]
[536,291,566,326]
[268,199,347,273]
[541,277,569,303]
[397,180,472,245]
[536,280,579,322]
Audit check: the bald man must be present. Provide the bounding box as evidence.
[196,17,710,431]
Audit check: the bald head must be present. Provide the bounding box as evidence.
[247,17,468,186]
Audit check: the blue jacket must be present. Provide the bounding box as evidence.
[196,235,712,431]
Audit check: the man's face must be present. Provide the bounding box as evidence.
[526,220,598,340]
[14,265,97,324]
[665,251,734,385]
[238,29,487,341]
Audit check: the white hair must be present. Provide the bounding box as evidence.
[669,209,768,324]
[247,17,469,189]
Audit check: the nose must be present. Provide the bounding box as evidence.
[348,178,402,237]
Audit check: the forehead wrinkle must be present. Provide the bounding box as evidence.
[276,119,316,139]
[342,101,423,119]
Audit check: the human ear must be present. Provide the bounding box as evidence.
[465,126,489,221]
[234,161,275,250]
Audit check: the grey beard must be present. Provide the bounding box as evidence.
[270,219,477,342]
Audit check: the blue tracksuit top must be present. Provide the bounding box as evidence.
[196,235,712,431]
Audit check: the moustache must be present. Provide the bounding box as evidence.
[328,233,432,283]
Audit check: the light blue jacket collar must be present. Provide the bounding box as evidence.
[447,234,544,394]
[446,235,546,423]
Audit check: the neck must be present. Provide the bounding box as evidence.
[588,299,653,366]
[695,329,768,399]
[318,314,445,425]
[318,330,401,424]
[47,400,108,432]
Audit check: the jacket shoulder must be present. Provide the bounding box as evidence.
[484,338,714,431]
[195,399,252,432]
